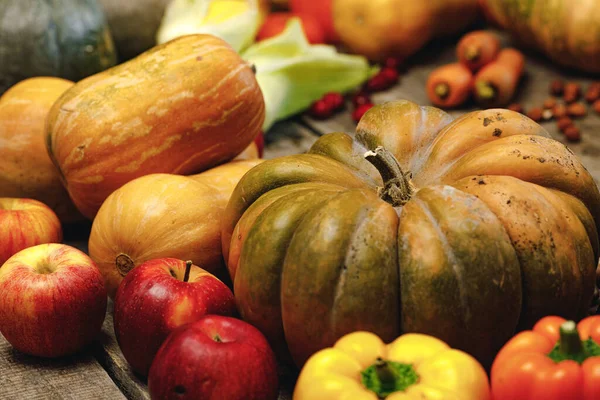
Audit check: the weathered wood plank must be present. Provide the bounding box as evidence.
[264,120,321,159]
[0,331,126,400]
[299,30,600,184]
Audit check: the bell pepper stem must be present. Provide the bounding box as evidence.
[559,320,585,357]
[364,146,414,206]
[183,260,192,283]
[375,358,397,389]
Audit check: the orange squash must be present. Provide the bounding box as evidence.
[47,34,264,220]
[0,77,82,223]
[89,159,262,298]
[481,0,600,74]
[332,0,479,61]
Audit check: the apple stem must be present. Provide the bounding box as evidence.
[183,260,192,283]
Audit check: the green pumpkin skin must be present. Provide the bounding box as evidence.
[0,0,117,94]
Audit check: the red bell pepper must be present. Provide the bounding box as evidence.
[491,315,600,400]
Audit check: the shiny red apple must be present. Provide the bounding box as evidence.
[114,258,237,377]
[0,243,107,357]
[148,315,279,400]
[0,198,62,266]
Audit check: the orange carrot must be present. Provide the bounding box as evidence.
[457,30,501,71]
[473,48,525,107]
[426,63,474,108]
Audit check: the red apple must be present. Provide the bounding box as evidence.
[0,198,62,266]
[254,130,265,158]
[148,315,279,400]
[114,258,237,377]
[0,243,107,357]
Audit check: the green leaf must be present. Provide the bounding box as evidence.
[242,19,379,131]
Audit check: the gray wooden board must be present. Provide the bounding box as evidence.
[0,330,126,400]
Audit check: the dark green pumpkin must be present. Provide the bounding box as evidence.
[221,100,600,369]
[0,0,117,94]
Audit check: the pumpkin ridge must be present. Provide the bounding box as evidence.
[409,193,471,323]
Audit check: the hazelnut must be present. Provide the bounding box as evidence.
[563,82,582,103]
[564,125,581,142]
[550,79,565,96]
[593,99,600,114]
[543,97,557,109]
[567,102,587,118]
[507,103,524,113]
[552,103,567,118]
[527,107,543,122]
[557,117,574,133]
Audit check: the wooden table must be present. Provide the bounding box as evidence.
[3,30,600,399]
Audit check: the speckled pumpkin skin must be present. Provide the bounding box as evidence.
[222,100,600,368]
[46,34,264,219]
[481,0,600,73]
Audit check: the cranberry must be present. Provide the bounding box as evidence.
[309,100,333,119]
[381,67,399,84]
[322,92,345,111]
[365,68,398,92]
[352,92,371,107]
[384,57,402,70]
[365,74,389,92]
[352,103,374,122]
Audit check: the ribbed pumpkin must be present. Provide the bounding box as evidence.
[89,159,262,298]
[0,77,82,222]
[222,100,600,368]
[481,0,600,73]
[47,34,264,219]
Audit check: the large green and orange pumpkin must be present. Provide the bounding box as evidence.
[221,100,600,369]
[46,33,264,220]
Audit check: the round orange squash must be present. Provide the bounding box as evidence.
[332,0,479,61]
[47,34,264,220]
[222,100,600,368]
[0,77,82,223]
[89,159,262,298]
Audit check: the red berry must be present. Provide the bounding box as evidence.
[352,103,374,122]
[352,92,371,107]
[365,74,389,92]
[381,67,399,84]
[365,68,398,92]
[309,100,333,119]
[322,92,344,111]
[384,57,402,70]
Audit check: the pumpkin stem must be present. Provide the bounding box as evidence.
[115,253,135,277]
[364,146,414,207]
[183,260,192,283]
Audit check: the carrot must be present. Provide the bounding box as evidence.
[457,30,501,71]
[426,63,474,108]
[473,48,525,107]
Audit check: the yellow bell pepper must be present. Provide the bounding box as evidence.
[293,331,491,400]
